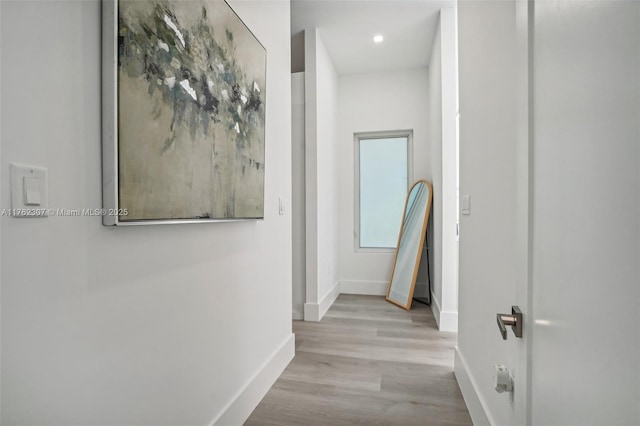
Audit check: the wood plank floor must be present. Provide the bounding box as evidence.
[245,294,472,426]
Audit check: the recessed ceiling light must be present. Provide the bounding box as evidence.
[373,35,384,44]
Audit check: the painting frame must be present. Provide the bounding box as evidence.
[102,0,267,226]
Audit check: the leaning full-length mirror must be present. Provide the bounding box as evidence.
[386,180,433,310]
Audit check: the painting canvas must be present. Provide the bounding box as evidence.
[103,0,266,224]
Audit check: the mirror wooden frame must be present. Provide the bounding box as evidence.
[386,180,433,310]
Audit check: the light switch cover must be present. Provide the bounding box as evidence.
[11,163,48,217]
[24,176,42,206]
[462,194,471,215]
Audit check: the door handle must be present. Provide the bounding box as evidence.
[496,306,523,340]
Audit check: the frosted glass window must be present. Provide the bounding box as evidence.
[358,136,408,249]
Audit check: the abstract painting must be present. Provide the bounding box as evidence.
[103,0,266,224]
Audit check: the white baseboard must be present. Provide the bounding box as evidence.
[304,281,340,322]
[430,291,458,332]
[454,347,493,426]
[292,310,304,321]
[340,280,387,295]
[211,333,295,426]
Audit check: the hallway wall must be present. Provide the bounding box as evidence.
[303,29,340,321]
[427,17,443,319]
[426,8,459,331]
[0,1,293,424]
[336,68,430,296]
[292,72,306,320]
[456,1,519,424]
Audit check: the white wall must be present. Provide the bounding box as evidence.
[426,9,458,331]
[304,29,340,321]
[337,69,430,296]
[291,72,305,320]
[456,1,519,424]
[427,17,443,315]
[0,1,293,425]
[439,8,459,330]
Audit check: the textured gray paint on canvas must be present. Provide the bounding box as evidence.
[117,0,266,221]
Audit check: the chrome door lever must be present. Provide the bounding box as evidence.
[496,306,523,340]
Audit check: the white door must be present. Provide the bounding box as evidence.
[530,1,640,424]
[458,1,638,424]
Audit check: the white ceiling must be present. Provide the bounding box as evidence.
[291,0,454,75]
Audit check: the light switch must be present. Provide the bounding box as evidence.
[462,194,471,215]
[279,197,286,215]
[11,163,48,217]
[24,177,42,206]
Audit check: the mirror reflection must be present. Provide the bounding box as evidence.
[386,180,433,310]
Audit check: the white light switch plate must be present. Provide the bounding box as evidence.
[11,163,48,217]
[278,197,286,215]
[462,194,471,215]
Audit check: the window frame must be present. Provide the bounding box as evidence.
[354,130,414,253]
